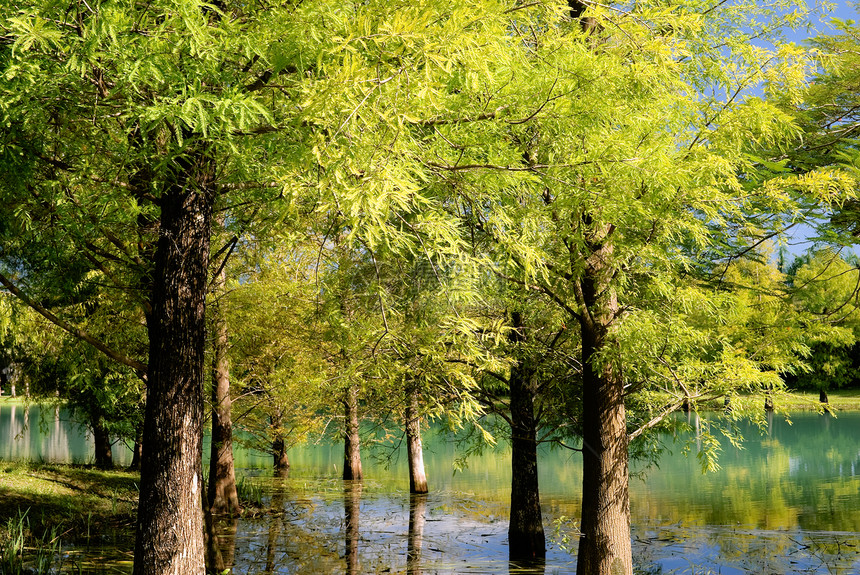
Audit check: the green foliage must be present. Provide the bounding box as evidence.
[787,249,860,390]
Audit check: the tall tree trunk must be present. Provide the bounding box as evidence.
[405,381,428,494]
[508,311,545,562]
[343,383,363,481]
[133,148,214,575]
[271,410,290,478]
[575,227,632,575]
[208,264,240,516]
[91,415,113,470]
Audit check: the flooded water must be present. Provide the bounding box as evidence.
[1,402,859,574]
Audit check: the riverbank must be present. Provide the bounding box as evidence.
[0,463,138,572]
[694,389,860,411]
[0,396,32,406]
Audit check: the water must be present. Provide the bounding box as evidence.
[0,403,133,466]
[1,403,859,574]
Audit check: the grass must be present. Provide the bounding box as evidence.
[0,463,139,573]
[770,389,860,410]
[0,463,138,543]
[0,396,33,406]
[694,389,860,411]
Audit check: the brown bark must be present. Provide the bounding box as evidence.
[272,410,290,478]
[574,226,632,575]
[130,424,144,471]
[405,382,428,494]
[91,416,113,470]
[132,147,214,575]
[508,311,545,562]
[208,264,240,516]
[343,383,363,481]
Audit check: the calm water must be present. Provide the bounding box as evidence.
[1,403,859,574]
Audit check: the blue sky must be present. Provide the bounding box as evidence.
[778,2,859,259]
[803,0,857,36]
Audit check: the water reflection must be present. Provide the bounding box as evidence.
[407,493,426,575]
[0,403,132,466]
[4,406,860,573]
[343,481,361,575]
[509,557,546,575]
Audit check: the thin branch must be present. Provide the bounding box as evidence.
[628,398,686,441]
[0,271,148,378]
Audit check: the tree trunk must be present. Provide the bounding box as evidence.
[130,424,144,471]
[343,383,363,481]
[508,310,545,562]
[271,410,290,478]
[405,381,428,494]
[92,416,113,470]
[130,389,146,471]
[133,149,214,575]
[208,264,240,516]
[574,227,632,575]
[819,388,829,404]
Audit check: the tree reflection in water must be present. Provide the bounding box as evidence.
[407,493,426,575]
[343,481,362,575]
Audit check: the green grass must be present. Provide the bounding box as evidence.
[0,463,139,573]
[0,396,33,406]
[695,389,860,411]
[0,463,138,537]
[776,389,860,410]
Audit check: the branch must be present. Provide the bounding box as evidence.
[0,271,148,378]
[407,106,509,127]
[628,397,686,441]
[427,161,550,172]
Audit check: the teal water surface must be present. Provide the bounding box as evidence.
[1,404,859,573]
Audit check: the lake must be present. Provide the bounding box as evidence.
[1,403,858,574]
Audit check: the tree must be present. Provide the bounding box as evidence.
[788,249,860,400]
[371,2,841,573]
[227,238,331,478]
[0,0,304,571]
[3,3,847,575]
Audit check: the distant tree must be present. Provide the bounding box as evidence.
[787,249,860,401]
